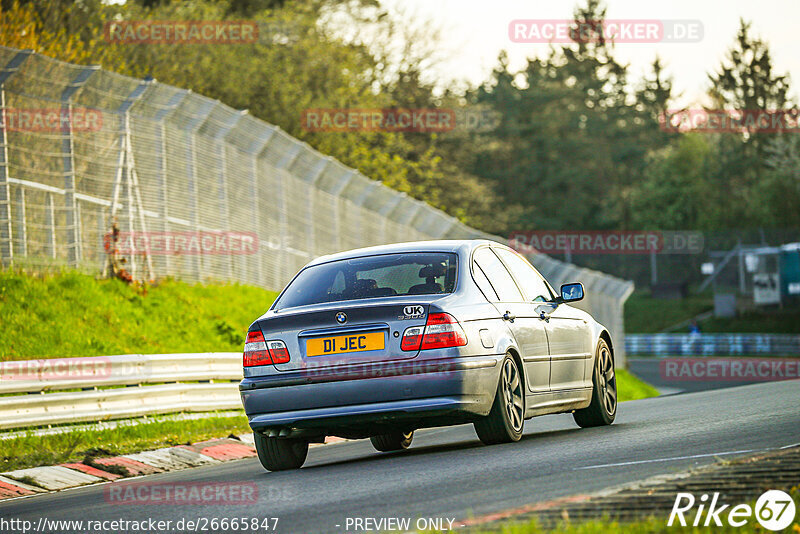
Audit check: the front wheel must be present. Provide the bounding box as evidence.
[573,338,617,428]
[253,433,308,471]
[474,354,525,445]
[370,431,414,452]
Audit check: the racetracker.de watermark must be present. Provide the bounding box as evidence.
[103,20,259,44]
[0,108,103,132]
[104,231,258,256]
[508,19,703,43]
[104,482,260,505]
[661,109,800,133]
[660,358,800,382]
[0,357,112,381]
[301,109,456,133]
[300,359,458,382]
[508,230,704,255]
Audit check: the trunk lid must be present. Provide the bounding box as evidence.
[254,298,436,373]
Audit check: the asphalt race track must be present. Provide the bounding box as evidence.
[1,381,798,533]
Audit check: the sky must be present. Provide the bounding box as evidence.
[379,0,800,107]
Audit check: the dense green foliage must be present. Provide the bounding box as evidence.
[2,0,795,237]
[0,270,277,359]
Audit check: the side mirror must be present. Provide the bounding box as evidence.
[559,282,584,303]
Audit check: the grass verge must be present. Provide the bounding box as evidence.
[624,291,713,333]
[625,290,800,334]
[0,270,278,359]
[616,368,660,402]
[0,413,252,472]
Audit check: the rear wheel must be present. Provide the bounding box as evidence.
[253,433,308,471]
[370,430,414,452]
[573,338,616,428]
[474,355,524,445]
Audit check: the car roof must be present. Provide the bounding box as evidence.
[306,239,501,267]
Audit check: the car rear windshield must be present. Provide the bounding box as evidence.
[273,252,458,310]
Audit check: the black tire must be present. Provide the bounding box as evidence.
[253,433,308,471]
[474,354,525,445]
[370,430,414,452]
[573,338,617,428]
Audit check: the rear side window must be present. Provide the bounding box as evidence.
[494,248,553,302]
[472,262,499,302]
[274,252,457,310]
[473,247,523,302]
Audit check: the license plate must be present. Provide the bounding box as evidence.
[306,332,384,357]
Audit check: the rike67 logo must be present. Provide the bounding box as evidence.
[668,490,796,531]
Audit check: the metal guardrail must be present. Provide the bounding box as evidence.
[626,334,800,356]
[0,353,242,430]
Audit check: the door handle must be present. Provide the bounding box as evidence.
[539,310,550,322]
[503,311,516,323]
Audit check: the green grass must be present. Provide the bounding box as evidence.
[624,291,713,333]
[0,270,278,359]
[0,413,252,472]
[624,290,800,333]
[616,368,660,402]
[701,307,800,333]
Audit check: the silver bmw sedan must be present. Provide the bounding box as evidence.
[240,240,616,471]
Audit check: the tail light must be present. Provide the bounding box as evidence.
[244,331,291,366]
[244,330,270,367]
[400,326,424,351]
[266,340,290,363]
[401,312,467,351]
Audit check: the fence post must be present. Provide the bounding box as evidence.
[109,78,151,281]
[306,157,331,256]
[650,248,658,286]
[61,65,99,267]
[273,141,302,282]
[153,90,189,278]
[12,186,25,256]
[215,110,247,281]
[0,49,33,266]
[45,192,56,258]
[330,170,357,251]
[185,101,220,282]
[251,127,277,286]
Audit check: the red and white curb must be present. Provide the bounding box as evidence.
[0,434,347,501]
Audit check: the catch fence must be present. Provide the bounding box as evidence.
[0,46,633,361]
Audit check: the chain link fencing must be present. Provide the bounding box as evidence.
[0,47,634,363]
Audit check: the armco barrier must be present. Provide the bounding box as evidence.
[0,353,241,430]
[0,46,633,363]
[626,334,800,356]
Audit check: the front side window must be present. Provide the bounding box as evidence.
[273,253,457,310]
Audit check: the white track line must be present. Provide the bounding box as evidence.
[575,449,759,470]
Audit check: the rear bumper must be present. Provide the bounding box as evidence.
[239,355,502,435]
